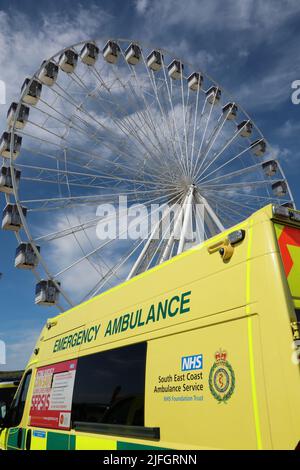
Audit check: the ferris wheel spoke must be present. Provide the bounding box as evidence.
[205,193,253,222]
[20,173,171,192]
[50,80,156,167]
[185,87,201,177]
[35,216,104,243]
[26,118,71,140]
[202,188,276,203]
[139,53,187,173]
[67,64,169,171]
[22,186,176,212]
[113,51,176,162]
[194,124,242,181]
[195,110,231,175]
[122,68,167,152]
[142,218,174,272]
[160,58,189,177]
[140,53,182,155]
[203,190,258,212]
[88,187,184,298]
[34,99,133,157]
[199,199,232,228]
[35,213,114,245]
[39,205,132,249]
[201,179,280,191]
[151,81,187,175]
[154,74,190,171]
[93,70,179,178]
[190,84,204,174]
[19,129,158,179]
[128,193,186,277]
[39,209,130,247]
[192,91,219,177]
[83,237,145,301]
[18,163,178,191]
[179,71,192,177]
[33,65,86,141]
[209,205,241,226]
[20,166,109,189]
[52,190,181,279]
[203,197,244,222]
[199,161,267,185]
[19,144,142,182]
[21,188,167,207]
[197,139,258,183]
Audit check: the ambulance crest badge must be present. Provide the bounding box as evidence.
[209,349,235,403]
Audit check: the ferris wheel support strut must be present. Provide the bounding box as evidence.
[177,185,195,255]
[160,187,193,264]
[126,217,163,280]
[200,195,225,233]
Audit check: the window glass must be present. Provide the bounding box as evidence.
[72,342,146,427]
[0,387,16,406]
[9,371,32,427]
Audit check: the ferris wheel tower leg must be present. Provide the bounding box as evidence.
[159,187,193,263]
[126,218,161,280]
[194,200,205,244]
[200,196,225,235]
[177,185,195,255]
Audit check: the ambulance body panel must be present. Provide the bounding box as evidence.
[0,204,299,450]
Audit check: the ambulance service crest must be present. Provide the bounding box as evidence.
[209,349,235,403]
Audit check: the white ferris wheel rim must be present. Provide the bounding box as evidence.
[5,37,294,311]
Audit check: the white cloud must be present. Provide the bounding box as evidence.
[277,120,300,138]
[0,5,111,125]
[133,0,300,34]
[267,143,294,168]
[235,67,296,110]
[0,327,41,370]
[135,0,149,15]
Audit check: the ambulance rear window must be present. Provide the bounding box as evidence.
[71,342,146,428]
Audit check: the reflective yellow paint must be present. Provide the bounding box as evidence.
[2,204,300,450]
[75,435,117,450]
[246,220,263,450]
[31,433,47,451]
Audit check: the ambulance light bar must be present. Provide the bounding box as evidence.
[272,205,300,223]
[272,205,290,218]
[228,229,245,245]
[290,211,300,223]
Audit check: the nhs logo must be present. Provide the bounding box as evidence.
[181,354,203,371]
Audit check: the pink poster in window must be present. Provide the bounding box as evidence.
[29,359,77,430]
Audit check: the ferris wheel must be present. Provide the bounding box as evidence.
[0,38,294,311]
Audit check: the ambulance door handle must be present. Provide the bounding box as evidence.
[25,429,31,450]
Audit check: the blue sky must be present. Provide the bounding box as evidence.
[0,0,300,371]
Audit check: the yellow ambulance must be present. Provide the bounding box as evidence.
[0,203,299,450]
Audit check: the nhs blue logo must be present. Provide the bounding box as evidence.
[181,354,203,371]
